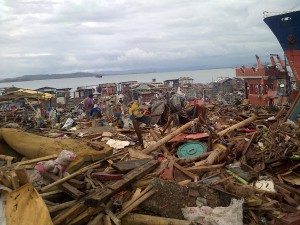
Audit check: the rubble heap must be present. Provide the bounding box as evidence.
[0,101,299,225]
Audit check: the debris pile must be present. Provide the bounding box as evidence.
[0,100,299,225]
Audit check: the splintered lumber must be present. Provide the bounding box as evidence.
[53,200,90,224]
[85,160,159,207]
[104,215,112,225]
[143,118,199,154]
[128,148,152,160]
[198,116,218,138]
[53,160,158,225]
[40,190,64,198]
[217,115,257,137]
[117,187,156,219]
[48,200,76,213]
[122,188,142,209]
[111,158,151,173]
[174,162,199,182]
[186,163,225,172]
[87,213,104,225]
[105,209,121,225]
[41,172,85,199]
[41,151,127,192]
[121,213,192,225]
[68,206,103,225]
[149,129,170,155]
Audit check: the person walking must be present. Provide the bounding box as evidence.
[83,94,95,120]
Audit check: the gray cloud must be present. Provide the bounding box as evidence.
[0,0,299,77]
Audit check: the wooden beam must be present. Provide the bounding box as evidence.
[41,172,85,199]
[48,200,76,213]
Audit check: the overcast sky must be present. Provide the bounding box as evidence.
[0,0,299,78]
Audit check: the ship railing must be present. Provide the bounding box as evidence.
[263,11,292,18]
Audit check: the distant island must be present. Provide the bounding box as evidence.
[0,65,230,83]
[0,70,158,83]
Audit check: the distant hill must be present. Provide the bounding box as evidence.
[0,65,232,83]
[0,72,98,83]
[0,70,160,83]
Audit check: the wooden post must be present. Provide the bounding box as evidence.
[142,118,199,155]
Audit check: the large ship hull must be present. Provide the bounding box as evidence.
[264,11,300,85]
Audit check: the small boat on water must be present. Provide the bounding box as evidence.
[96,75,103,78]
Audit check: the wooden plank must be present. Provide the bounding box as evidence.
[41,172,85,199]
[111,158,151,172]
[53,160,158,225]
[68,206,104,225]
[85,160,159,207]
[104,215,112,225]
[40,190,64,198]
[128,148,152,160]
[48,200,76,213]
[105,209,121,225]
[186,163,225,172]
[117,187,156,219]
[68,179,86,189]
[122,188,142,209]
[87,213,104,225]
[174,162,199,182]
[53,202,89,225]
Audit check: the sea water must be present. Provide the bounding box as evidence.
[0,68,235,92]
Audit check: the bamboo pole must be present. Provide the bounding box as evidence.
[14,154,58,167]
[217,115,257,137]
[142,118,199,155]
